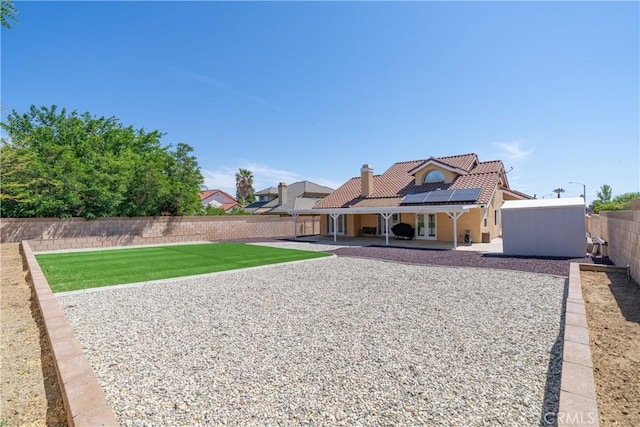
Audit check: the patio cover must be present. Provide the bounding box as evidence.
[289,204,482,248]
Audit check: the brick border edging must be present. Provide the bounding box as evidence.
[557,263,600,426]
[21,240,119,427]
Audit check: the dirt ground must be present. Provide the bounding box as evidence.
[582,271,640,426]
[1,243,66,426]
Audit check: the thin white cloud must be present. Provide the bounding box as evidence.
[201,167,237,194]
[492,140,533,161]
[179,71,283,111]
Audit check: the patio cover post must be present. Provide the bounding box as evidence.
[291,212,299,239]
[330,213,340,242]
[446,212,464,249]
[380,212,393,246]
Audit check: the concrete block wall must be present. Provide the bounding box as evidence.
[586,199,640,284]
[1,216,320,250]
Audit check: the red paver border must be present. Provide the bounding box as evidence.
[21,240,119,427]
[556,263,601,426]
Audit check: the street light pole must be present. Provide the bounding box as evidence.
[569,181,586,201]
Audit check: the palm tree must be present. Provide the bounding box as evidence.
[596,184,612,203]
[1,0,19,29]
[235,168,255,205]
[553,188,565,198]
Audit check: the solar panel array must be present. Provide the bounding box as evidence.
[449,187,481,202]
[401,187,482,204]
[401,193,429,204]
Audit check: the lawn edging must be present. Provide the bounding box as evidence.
[21,240,119,427]
[557,263,600,426]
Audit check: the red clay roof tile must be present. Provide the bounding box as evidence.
[315,153,518,209]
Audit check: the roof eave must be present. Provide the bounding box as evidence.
[291,204,482,215]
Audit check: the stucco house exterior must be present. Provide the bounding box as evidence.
[199,189,240,213]
[304,153,531,247]
[245,181,335,215]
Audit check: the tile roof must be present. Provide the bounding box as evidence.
[199,189,237,202]
[314,154,514,209]
[219,202,239,211]
[501,186,534,200]
[449,172,500,204]
[470,160,503,174]
[270,197,324,213]
[250,181,335,213]
[434,153,478,171]
[255,187,278,196]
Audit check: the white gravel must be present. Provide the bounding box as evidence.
[59,257,564,426]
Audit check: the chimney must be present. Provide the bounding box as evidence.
[361,164,374,197]
[278,182,288,205]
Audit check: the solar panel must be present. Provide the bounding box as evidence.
[449,188,482,202]
[424,189,455,203]
[401,193,428,204]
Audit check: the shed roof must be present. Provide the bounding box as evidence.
[501,197,585,210]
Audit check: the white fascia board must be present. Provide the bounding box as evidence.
[291,204,481,215]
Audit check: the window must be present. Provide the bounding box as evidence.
[494,210,499,226]
[424,170,445,183]
[484,218,488,227]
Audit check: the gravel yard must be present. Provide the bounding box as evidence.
[59,254,565,426]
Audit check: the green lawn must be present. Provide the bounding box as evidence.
[36,243,331,293]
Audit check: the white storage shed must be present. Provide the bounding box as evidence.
[501,197,586,258]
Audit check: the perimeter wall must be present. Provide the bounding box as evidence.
[586,199,640,283]
[1,215,320,251]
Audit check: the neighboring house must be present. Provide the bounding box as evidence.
[199,189,240,213]
[243,187,279,213]
[306,153,532,247]
[244,181,334,215]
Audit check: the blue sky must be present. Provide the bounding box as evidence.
[2,1,639,203]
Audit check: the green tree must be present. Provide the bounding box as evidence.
[235,168,255,205]
[1,105,203,218]
[1,0,18,29]
[160,143,203,215]
[593,191,640,213]
[553,188,565,198]
[596,184,612,203]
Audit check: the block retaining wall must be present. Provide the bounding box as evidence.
[21,240,120,426]
[586,199,640,284]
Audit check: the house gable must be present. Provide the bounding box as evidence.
[412,163,462,186]
[200,190,238,209]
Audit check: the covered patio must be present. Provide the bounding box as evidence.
[291,234,504,253]
[289,204,487,249]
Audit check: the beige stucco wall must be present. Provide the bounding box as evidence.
[486,189,504,239]
[586,199,640,283]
